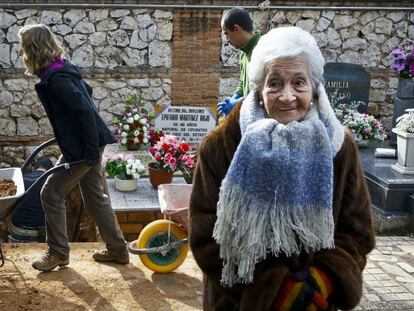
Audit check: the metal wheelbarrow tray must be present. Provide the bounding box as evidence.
[0,138,86,267]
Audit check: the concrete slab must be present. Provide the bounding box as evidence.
[108,177,187,212]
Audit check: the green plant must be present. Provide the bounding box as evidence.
[103,153,145,180]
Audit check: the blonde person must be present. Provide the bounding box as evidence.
[18,24,129,271]
[190,27,375,310]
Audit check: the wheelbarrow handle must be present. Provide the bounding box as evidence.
[12,160,87,214]
[24,160,87,194]
[21,138,57,172]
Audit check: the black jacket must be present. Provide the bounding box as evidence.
[35,61,114,165]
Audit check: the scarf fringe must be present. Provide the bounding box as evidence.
[214,180,335,287]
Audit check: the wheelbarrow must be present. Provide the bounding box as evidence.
[0,138,86,267]
[128,183,192,273]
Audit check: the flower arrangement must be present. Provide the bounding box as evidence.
[390,44,414,79]
[114,95,154,150]
[395,108,414,133]
[149,135,197,177]
[335,104,386,142]
[103,153,145,180]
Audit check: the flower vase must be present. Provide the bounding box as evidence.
[127,141,141,151]
[148,164,173,188]
[391,78,414,145]
[115,175,137,192]
[356,139,369,148]
[391,128,414,174]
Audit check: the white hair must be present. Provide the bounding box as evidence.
[249,26,325,92]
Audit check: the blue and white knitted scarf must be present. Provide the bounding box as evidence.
[213,85,345,287]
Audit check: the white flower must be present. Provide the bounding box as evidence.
[143,138,148,144]
[134,114,139,121]
[120,138,127,144]
[121,131,127,137]
[127,117,134,124]
[139,118,147,125]
[396,109,414,133]
[123,124,129,130]
[132,173,139,179]
[134,137,139,143]
[133,130,139,136]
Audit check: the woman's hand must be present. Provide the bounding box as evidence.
[271,266,333,311]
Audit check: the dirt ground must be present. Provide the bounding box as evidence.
[0,242,203,311]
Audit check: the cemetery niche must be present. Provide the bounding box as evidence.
[323,62,371,113]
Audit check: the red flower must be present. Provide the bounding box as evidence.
[179,142,190,153]
[162,143,170,151]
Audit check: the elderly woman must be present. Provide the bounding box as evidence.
[189,27,375,311]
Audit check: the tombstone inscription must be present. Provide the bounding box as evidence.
[154,105,216,147]
[323,62,371,113]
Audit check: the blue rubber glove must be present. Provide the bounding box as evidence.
[217,93,242,116]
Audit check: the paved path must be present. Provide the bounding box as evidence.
[357,236,414,310]
[1,237,414,310]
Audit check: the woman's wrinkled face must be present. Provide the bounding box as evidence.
[261,56,313,124]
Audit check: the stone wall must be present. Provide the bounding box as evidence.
[0,7,173,166]
[1,2,413,166]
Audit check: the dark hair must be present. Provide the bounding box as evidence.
[34,157,53,170]
[222,7,253,32]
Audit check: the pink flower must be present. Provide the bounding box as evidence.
[185,159,195,168]
[169,157,177,166]
[164,152,172,163]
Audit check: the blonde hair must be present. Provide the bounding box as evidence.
[18,24,64,75]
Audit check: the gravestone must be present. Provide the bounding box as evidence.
[154,105,216,147]
[359,147,414,234]
[323,62,371,112]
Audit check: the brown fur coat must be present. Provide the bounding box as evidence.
[189,104,375,311]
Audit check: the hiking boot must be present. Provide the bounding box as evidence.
[92,249,129,264]
[32,250,69,272]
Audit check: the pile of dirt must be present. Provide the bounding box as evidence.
[0,179,16,197]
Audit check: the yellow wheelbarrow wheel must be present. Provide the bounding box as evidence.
[136,219,188,273]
